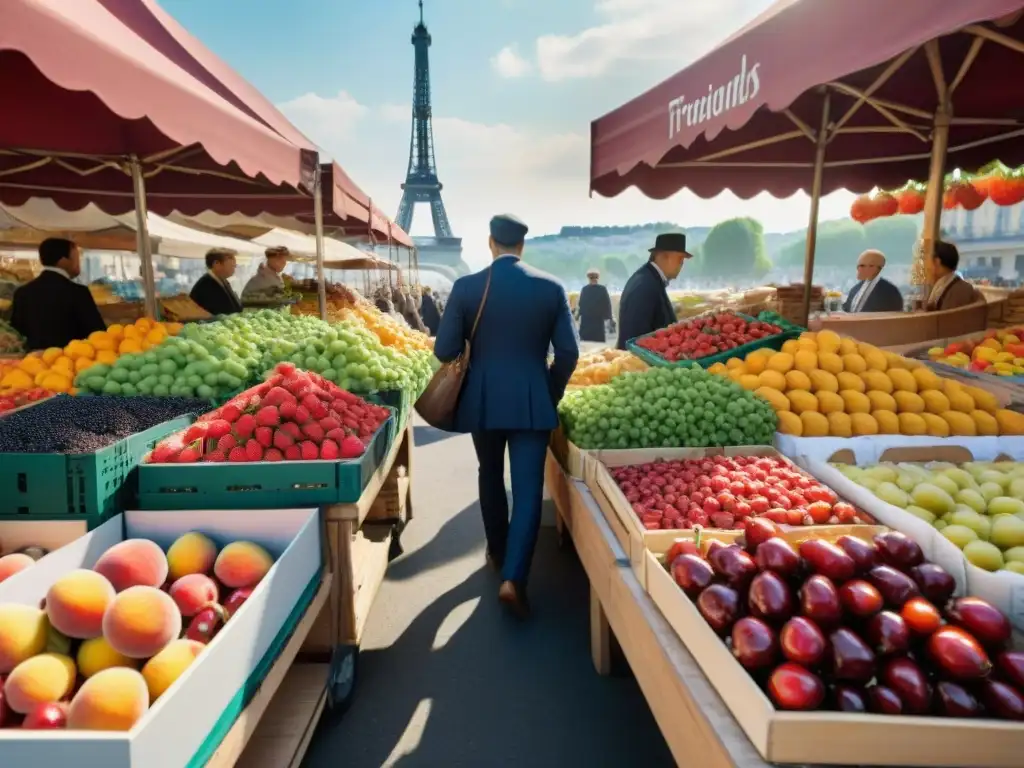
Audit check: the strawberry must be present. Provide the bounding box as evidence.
[320,439,340,460]
[228,446,249,463]
[276,362,297,376]
[183,423,208,444]
[178,446,201,463]
[254,382,272,397]
[299,441,319,461]
[244,440,264,462]
[264,448,284,462]
[284,445,302,461]
[205,419,233,440]
[302,423,325,443]
[279,401,298,421]
[280,421,302,440]
[217,434,238,453]
[324,427,346,444]
[150,443,177,463]
[331,400,349,415]
[255,405,280,426]
[205,450,227,463]
[272,430,295,450]
[220,404,242,424]
[339,436,364,459]
[293,405,311,424]
[235,414,257,439]
[255,426,274,448]
[319,416,341,432]
[262,387,291,408]
[301,392,321,412]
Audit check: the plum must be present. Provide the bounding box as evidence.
[748,571,795,625]
[779,617,826,667]
[799,575,842,629]
[731,617,778,671]
[945,597,1011,649]
[830,628,876,684]
[799,540,856,583]
[926,626,992,681]
[767,663,826,711]
[697,584,741,636]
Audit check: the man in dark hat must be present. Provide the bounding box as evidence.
[577,268,613,343]
[433,213,579,618]
[616,233,692,349]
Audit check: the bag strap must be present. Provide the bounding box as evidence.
[468,267,492,343]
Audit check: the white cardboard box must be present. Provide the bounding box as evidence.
[0,507,322,768]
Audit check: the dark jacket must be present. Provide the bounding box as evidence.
[616,262,676,349]
[842,277,904,313]
[926,276,981,312]
[190,273,242,316]
[10,270,106,351]
[434,256,579,433]
[421,294,441,336]
[577,282,612,342]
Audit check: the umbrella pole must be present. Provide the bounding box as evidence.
[800,92,831,326]
[918,106,951,303]
[129,156,158,319]
[313,166,328,322]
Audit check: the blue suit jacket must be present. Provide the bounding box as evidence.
[434,256,579,433]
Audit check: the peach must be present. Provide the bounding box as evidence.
[141,639,204,701]
[214,541,273,589]
[45,569,116,639]
[77,637,138,679]
[0,604,48,674]
[168,574,219,617]
[93,539,169,592]
[67,667,149,731]
[3,653,76,714]
[0,553,35,584]
[102,587,182,659]
[166,532,218,581]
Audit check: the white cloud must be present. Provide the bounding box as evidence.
[278,90,854,271]
[490,45,532,78]
[536,0,774,81]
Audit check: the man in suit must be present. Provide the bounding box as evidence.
[926,241,981,312]
[434,214,579,618]
[577,269,613,342]
[10,237,106,351]
[616,233,692,349]
[842,250,904,313]
[420,286,441,336]
[190,249,243,316]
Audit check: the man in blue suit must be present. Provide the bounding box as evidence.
[434,214,579,618]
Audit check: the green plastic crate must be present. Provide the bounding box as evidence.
[0,416,194,527]
[136,411,395,510]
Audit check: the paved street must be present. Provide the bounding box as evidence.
[304,420,674,767]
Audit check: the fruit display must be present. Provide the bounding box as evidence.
[0,395,208,454]
[709,330,1024,437]
[634,311,784,363]
[75,310,434,400]
[0,530,272,730]
[568,348,648,387]
[0,547,48,585]
[666,527,1024,719]
[0,388,52,417]
[558,365,777,449]
[926,329,1024,376]
[159,296,212,322]
[835,461,1024,575]
[0,319,23,355]
[144,364,391,464]
[607,454,872,531]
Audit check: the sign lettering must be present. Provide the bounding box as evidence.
[667,55,762,140]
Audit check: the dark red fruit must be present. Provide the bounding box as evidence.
[697,584,741,636]
[881,657,932,714]
[900,597,942,636]
[830,628,876,683]
[743,518,781,553]
[748,571,795,625]
[865,611,911,656]
[703,539,729,559]
[672,554,715,598]
[935,681,981,718]
[665,539,699,563]
[754,538,801,577]
[995,651,1024,690]
[731,617,779,671]
[873,531,924,569]
[767,663,826,711]
[980,679,1024,720]
[709,546,758,589]
[868,685,904,715]
[799,575,843,629]
[835,535,878,574]
[909,563,956,605]
[945,597,1011,649]
[833,685,868,713]
[838,580,884,618]
[779,617,827,667]
[926,626,992,680]
[867,565,920,608]
[799,539,856,583]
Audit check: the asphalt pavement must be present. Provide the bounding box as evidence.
[303,419,674,768]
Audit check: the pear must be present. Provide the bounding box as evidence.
[990,515,1024,550]
[1008,477,1024,500]
[963,540,1004,572]
[942,467,979,491]
[979,470,1011,491]
[930,474,961,498]
[1004,546,1024,564]
[910,483,955,516]
[949,509,988,538]
[987,496,1024,518]
[1002,561,1024,575]
[942,525,979,550]
[896,472,919,494]
[904,505,936,525]
[979,482,1004,503]
[877,482,910,509]
[864,465,898,484]
[954,488,987,514]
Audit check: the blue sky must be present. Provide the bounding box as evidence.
[161,0,856,267]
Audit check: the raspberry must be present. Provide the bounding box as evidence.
[294,405,311,424]
[284,445,302,461]
[339,436,364,459]
[255,426,274,448]
[228,446,248,463]
[280,401,297,421]
[272,430,295,450]
[220,404,242,423]
[205,450,227,463]
[319,416,341,432]
[299,441,319,461]
[256,406,280,426]
[235,414,257,439]
[319,439,339,460]
[280,422,302,440]
[205,419,233,440]
[244,440,264,462]
[302,423,325,444]
[264,448,284,462]
[217,434,238,453]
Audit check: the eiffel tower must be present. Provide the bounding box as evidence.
[395,0,465,278]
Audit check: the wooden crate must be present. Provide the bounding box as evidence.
[549,425,589,479]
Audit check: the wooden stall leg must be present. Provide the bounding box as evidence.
[555,504,569,550]
[590,584,613,676]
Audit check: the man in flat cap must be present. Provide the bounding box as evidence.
[616,232,692,349]
[190,248,243,316]
[577,268,613,342]
[842,249,903,313]
[434,213,579,618]
[242,245,291,301]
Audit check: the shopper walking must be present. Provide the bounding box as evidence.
[577,268,613,342]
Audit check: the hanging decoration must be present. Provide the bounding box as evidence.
[849,190,898,224]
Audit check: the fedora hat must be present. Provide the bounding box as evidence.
[648,232,693,258]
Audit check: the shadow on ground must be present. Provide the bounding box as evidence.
[412,425,459,448]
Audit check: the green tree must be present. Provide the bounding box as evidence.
[698,217,771,279]
[777,216,920,270]
[601,255,629,283]
[863,217,920,264]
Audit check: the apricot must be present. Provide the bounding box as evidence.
[77,637,139,679]
[45,569,116,639]
[0,553,35,584]
[102,587,182,659]
[168,574,219,617]
[166,532,218,581]
[0,604,49,673]
[4,653,76,714]
[93,539,169,592]
[67,667,149,731]
[214,541,273,589]
[141,639,204,701]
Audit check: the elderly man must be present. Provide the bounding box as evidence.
[190,248,243,316]
[842,250,904,313]
[243,246,289,299]
[616,233,693,349]
[577,268,613,342]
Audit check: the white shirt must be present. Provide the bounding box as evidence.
[849,276,880,313]
[650,261,669,285]
[42,266,71,280]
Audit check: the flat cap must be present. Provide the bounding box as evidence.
[490,213,528,245]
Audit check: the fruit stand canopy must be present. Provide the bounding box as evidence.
[590,0,1024,200]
